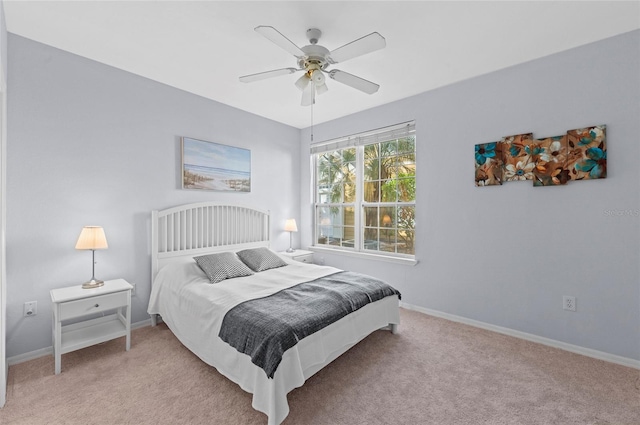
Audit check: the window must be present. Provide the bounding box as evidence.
[312,122,416,258]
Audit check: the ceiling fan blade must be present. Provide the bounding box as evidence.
[255,26,306,59]
[301,82,315,106]
[328,70,380,94]
[327,32,386,64]
[239,68,298,83]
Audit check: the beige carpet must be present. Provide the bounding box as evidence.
[2,308,639,425]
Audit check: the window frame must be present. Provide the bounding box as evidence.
[311,122,416,263]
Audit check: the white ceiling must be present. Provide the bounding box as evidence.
[4,1,640,129]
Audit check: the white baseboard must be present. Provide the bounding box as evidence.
[10,311,639,371]
[7,318,152,367]
[400,302,640,370]
[7,346,52,366]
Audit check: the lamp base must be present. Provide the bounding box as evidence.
[82,279,104,289]
[286,247,295,253]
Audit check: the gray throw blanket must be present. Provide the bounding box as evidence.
[218,271,401,378]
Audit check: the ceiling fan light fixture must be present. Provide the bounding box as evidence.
[311,70,325,85]
[316,82,328,95]
[295,74,310,91]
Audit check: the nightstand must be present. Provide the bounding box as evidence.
[279,249,314,264]
[50,278,132,374]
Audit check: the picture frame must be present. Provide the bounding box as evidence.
[181,137,251,192]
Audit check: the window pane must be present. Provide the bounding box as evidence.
[363,207,378,227]
[317,207,330,244]
[380,140,397,157]
[363,181,380,202]
[343,162,356,182]
[317,154,330,186]
[364,158,379,181]
[329,226,342,243]
[397,230,415,255]
[397,206,415,255]
[326,152,337,183]
[340,226,355,248]
[398,206,415,229]
[330,185,343,203]
[364,144,378,158]
[380,207,394,226]
[363,227,378,251]
[380,229,397,252]
[397,177,415,202]
[343,183,355,202]
[401,152,416,165]
[342,148,356,162]
[343,225,355,242]
[318,185,339,204]
[380,179,397,202]
[344,207,355,225]
[317,185,330,203]
[398,137,415,154]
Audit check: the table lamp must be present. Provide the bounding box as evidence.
[75,226,109,289]
[284,219,298,253]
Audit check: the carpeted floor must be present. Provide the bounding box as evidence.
[2,308,639,424]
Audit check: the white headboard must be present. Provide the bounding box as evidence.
[151,202,270,281]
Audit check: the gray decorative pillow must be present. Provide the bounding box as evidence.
[236,247,288,272]
[194,252,254,284]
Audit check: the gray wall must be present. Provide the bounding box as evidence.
[6,35,301,357]
[301,30,640,361]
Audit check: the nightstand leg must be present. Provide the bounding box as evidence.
[125,293,131,351]
[53,310,61,375]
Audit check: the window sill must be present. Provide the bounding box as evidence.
[308,246,418,266]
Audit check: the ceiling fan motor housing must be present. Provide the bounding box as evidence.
[298,44,330,71]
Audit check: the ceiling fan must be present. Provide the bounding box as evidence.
[239,26,386,106]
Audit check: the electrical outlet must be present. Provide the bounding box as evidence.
[563,296,576,312]
[24,301,37,317]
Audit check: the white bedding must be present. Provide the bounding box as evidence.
[148,255,400,425]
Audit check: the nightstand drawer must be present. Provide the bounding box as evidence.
[293,254,314,263]
[58,291,128,321]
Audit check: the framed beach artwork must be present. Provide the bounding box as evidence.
[181,137,251,192]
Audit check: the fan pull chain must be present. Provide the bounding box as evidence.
[310,95,314,142]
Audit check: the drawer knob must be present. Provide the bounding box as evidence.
[94,304,99,308]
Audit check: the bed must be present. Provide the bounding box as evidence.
[147,202,400,425]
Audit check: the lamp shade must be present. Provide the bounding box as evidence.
[75,226,108,250]
[284,219,298,232]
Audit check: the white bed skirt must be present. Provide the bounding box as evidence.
[160,294,400,425]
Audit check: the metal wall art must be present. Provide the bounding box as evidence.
[475,125,606,187]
